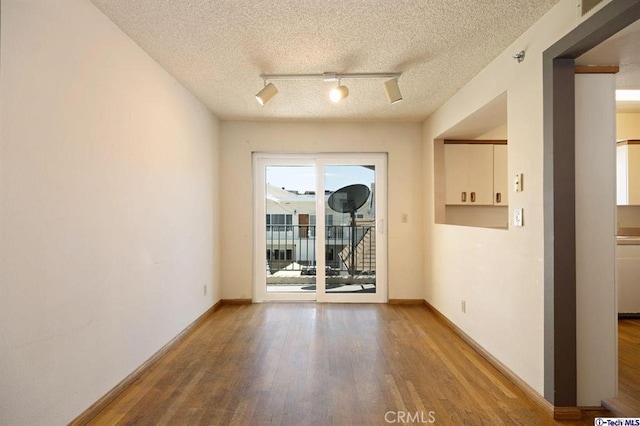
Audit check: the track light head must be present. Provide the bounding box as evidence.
[255,82,278,106]
[329,84,349,103]
[383,78,403,104]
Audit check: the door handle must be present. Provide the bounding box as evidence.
[496,192,501,203]
[461,192,467,202]
[470,192,476,203]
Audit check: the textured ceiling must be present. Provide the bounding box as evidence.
[90,0,562,122]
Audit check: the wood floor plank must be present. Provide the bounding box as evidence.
[88,303,618,425]
[603,319,640,417]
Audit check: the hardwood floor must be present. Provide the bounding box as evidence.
[88,303,609,425]
[604,319,640,417]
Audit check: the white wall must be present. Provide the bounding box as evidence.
[219,121,423,300]
[575,74,617,405]
[476,123,508,140]
[422,0,583,396]
[0,1,221,424]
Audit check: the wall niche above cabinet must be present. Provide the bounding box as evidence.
[433,92,509,229]
[434,137,509,229]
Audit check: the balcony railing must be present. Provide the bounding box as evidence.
[266,224,375,276]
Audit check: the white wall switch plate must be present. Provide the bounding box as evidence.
[514,208,524,227]
[514,173,523,192]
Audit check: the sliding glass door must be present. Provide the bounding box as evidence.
[253,153,387,303]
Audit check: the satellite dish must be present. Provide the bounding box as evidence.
[327,184,370,214]
[328,184,371,278]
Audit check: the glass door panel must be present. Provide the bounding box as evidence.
[265,165,317,295]
[253,155,317,302]
[323,165,377,295]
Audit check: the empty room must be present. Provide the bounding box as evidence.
[2,0,640,424]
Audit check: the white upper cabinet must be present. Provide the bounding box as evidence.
[444,144,471,205]
[617,141,640,205]
[493,144,508,206]
[444,142,507,206]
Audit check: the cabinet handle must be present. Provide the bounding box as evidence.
[496,193,501,203]
[461,192,467,202]
[470,192,476,203]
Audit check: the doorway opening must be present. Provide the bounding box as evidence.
[575,16,640,415]
[253,153,387,303]
[543,0,640,411]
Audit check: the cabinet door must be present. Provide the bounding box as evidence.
[467,144,494,205]
[617,145,629,205]
[629,145,640,204]
[444,144,469,205]
[493,145,508,205]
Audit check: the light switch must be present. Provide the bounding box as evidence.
[514,208,524,227]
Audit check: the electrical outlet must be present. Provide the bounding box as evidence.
[461,300,466,313]
[203,285,207,296]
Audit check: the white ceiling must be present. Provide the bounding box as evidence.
[90,0,561,122]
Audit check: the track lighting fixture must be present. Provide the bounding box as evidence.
[255,82,278,106]
[255,72,402,106]
[383,78,403,104]
[329,80,349,102]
